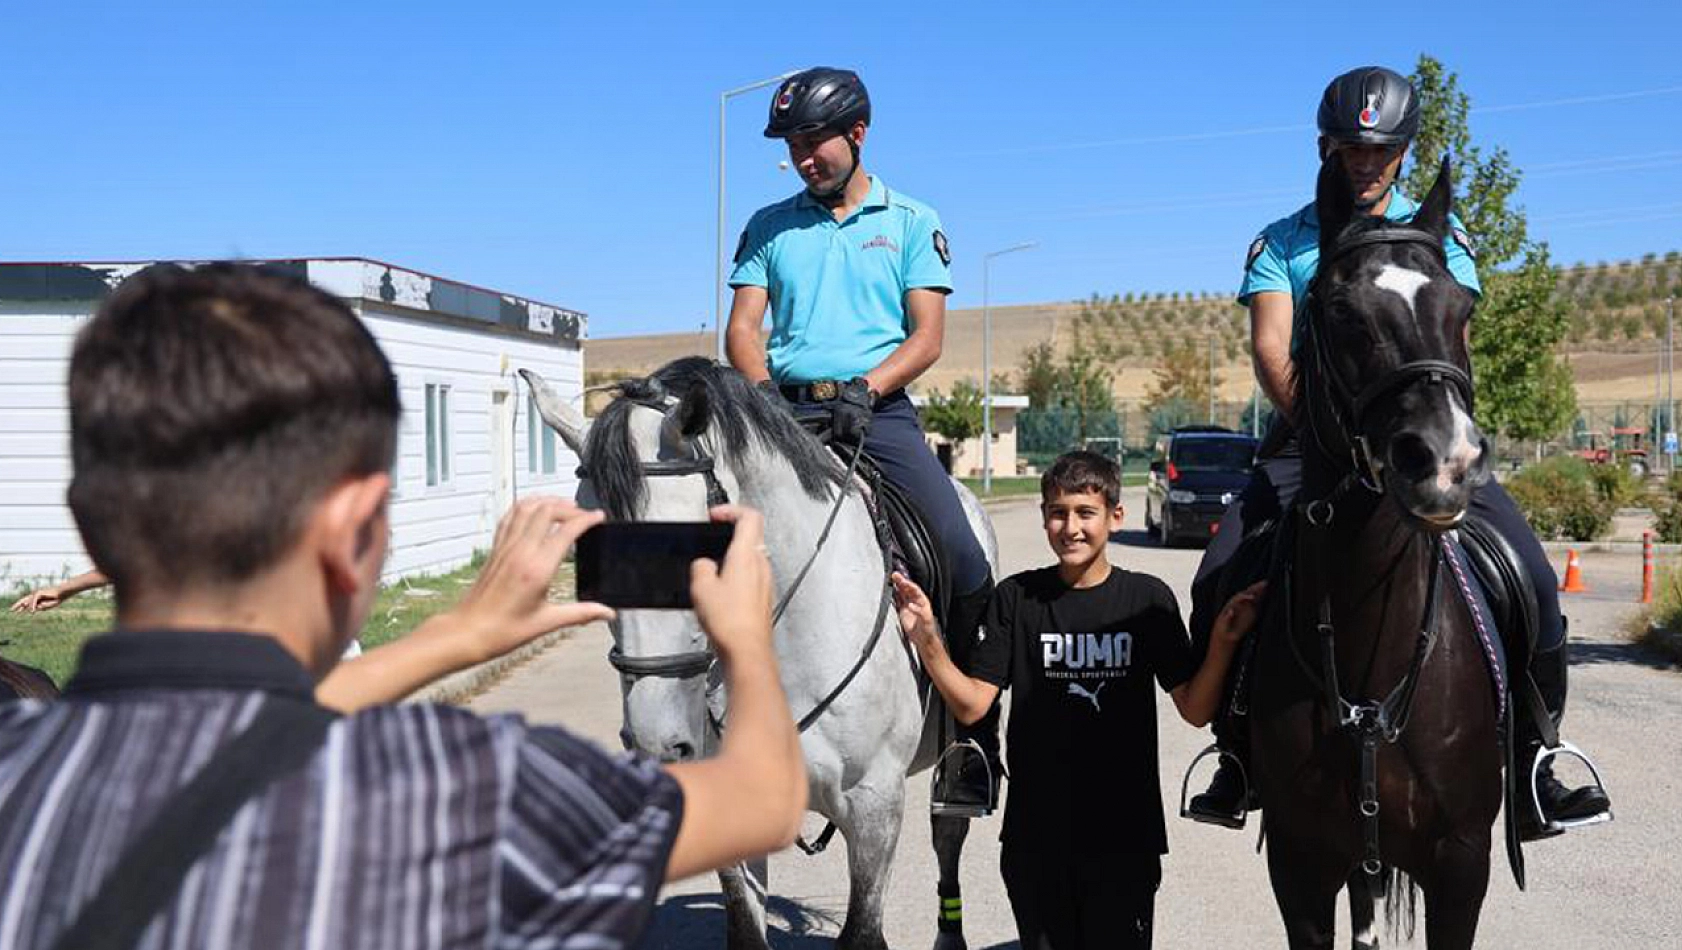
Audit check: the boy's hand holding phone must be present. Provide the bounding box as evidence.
[447,498,616,664]
[689,506,775,661]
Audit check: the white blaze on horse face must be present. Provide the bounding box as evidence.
[1436,393,1484,492]
[1373,263,1433,317]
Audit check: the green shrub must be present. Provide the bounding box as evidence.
[1649,472,1682,543]
[1586,462,1642,509]
[1507,456,1613,542]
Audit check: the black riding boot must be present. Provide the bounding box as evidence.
[1186,715,1256,828]
[1519,638,1612,841]
[932,577,1003,817]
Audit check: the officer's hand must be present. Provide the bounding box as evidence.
[831,378,875,444]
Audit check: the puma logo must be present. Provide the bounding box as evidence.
[1067,681,1105,712]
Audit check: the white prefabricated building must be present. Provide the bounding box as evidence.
[0,258,586,588]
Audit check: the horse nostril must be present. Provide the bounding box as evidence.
[1389,432,1437,480]
[668,741,697,762]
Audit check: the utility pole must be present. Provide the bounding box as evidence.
[981,242,1037,494]
[1670,296,1677,474]
[715,69,805,361]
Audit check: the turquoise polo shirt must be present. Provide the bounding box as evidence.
[729,176,952,384]
[1237,187,1481,355]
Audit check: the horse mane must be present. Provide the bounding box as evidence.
[584,356,845,520]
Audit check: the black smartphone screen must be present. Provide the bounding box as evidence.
[575,521,735,609]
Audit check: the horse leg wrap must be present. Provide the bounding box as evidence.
[937,896,963,930]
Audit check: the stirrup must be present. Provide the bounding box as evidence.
[1179,743,1250,830]
[1530,740,1613,834]
[931,739,996,819]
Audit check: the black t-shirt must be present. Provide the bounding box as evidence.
[968,566,1195,854]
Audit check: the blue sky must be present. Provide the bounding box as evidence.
[4,1,1677,338]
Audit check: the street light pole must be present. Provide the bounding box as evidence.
[982,242,1038,495]
[716,69,805,361]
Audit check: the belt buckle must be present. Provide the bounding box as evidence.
[811,380,839,401]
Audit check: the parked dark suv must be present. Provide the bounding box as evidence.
[1143,426,1258,547]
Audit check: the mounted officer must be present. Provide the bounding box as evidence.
[725,67,999,814]
[1184,65,1612,841]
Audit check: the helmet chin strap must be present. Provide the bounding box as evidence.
[809,136,862,207]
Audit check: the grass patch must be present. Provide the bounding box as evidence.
[962,471,1149,497]
[1631,562,1682,668]
[0,554,576,690]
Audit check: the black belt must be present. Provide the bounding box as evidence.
[780,382,905,404]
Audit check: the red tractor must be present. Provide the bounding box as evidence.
[1574,427,1649,480]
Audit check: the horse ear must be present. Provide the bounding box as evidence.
[1316,151,1357,259]
[1413,153,1454,238]
[517,368,589,457]
[675,381,710,438]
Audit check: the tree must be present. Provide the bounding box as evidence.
[1145,338,1218,415]
[1408,54,1576,443]
[1016,340,1059,408]
[921,379,984,444]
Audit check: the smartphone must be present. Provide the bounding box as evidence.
[575,521,735,609]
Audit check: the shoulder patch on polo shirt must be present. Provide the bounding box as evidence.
[1451,226,1477,260]
[1244,235,1267,271]
[733,229,749,264]
[933,230,951,266]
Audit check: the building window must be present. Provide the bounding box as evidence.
[527,393,557,475]
[426,383,452,486]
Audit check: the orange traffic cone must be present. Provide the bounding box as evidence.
[1559,549,1588,593]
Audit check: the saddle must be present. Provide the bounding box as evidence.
[1217,509,1532,719]
[795,416,953,624]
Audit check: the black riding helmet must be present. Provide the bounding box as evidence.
[764,67,870,139]
[765,67,871,204]
[1317,66,1419,147]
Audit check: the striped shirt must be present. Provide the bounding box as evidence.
[0,630,682,950]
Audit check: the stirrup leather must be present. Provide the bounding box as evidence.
[930,739,996,819]
[1179,743,1251,830]
[1530,740,1613,834]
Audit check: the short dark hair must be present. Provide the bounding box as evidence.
[1040,450,1121,508]
[68,263,400,600]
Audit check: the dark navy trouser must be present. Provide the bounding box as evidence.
[793,390,990,594]
[1188,439,1565,664]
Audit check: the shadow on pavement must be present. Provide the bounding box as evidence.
[639,893,839,949]
[1568,639,1678,671]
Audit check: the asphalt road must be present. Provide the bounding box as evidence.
[471,488,1682,948]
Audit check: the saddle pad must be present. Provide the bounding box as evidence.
[1440,535,1509,725]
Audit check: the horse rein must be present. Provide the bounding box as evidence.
[586,383,895,739]
[1293,225,1463,878]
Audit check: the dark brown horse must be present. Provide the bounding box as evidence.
[1250,155,1503,949]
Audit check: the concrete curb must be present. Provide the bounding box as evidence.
[411,627,577,706]
[1541,540,1682,554]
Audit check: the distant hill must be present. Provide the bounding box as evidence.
[585,251,1682,404]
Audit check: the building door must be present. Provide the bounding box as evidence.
[490,388,515,527]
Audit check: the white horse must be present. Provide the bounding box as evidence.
[526,358,997,950]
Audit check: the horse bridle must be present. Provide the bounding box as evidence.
[1301,226,1475,495]
[1293,225,1468,877]
[585,380,894,742]
[583,386,734,683]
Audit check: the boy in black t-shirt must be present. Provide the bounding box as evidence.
[893,451,1263,950]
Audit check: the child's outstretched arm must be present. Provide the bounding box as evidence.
[892,573,1000,725]
[1172,581,1267,727]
